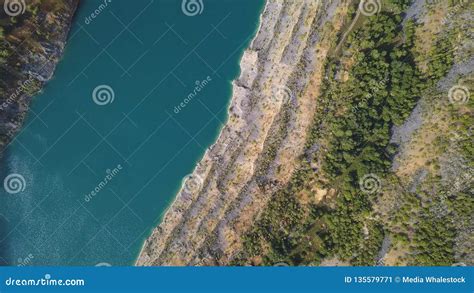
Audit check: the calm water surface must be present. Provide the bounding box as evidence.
[0,0,263,265]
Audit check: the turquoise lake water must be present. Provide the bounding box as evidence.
[0,0,263,265]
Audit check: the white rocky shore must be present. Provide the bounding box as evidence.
[137,0,348,266]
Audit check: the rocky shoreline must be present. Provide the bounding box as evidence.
[0,0,79,153]
[137,0,349,266]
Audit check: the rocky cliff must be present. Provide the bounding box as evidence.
[0,0,79,152]
[137,0,350,266]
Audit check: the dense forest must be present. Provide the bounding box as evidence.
[236,0,472,266]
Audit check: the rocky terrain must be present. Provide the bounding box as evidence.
[137,0,350,266]
[378,0,473,265]
[139,0,473,267]
[0,0,79,153]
